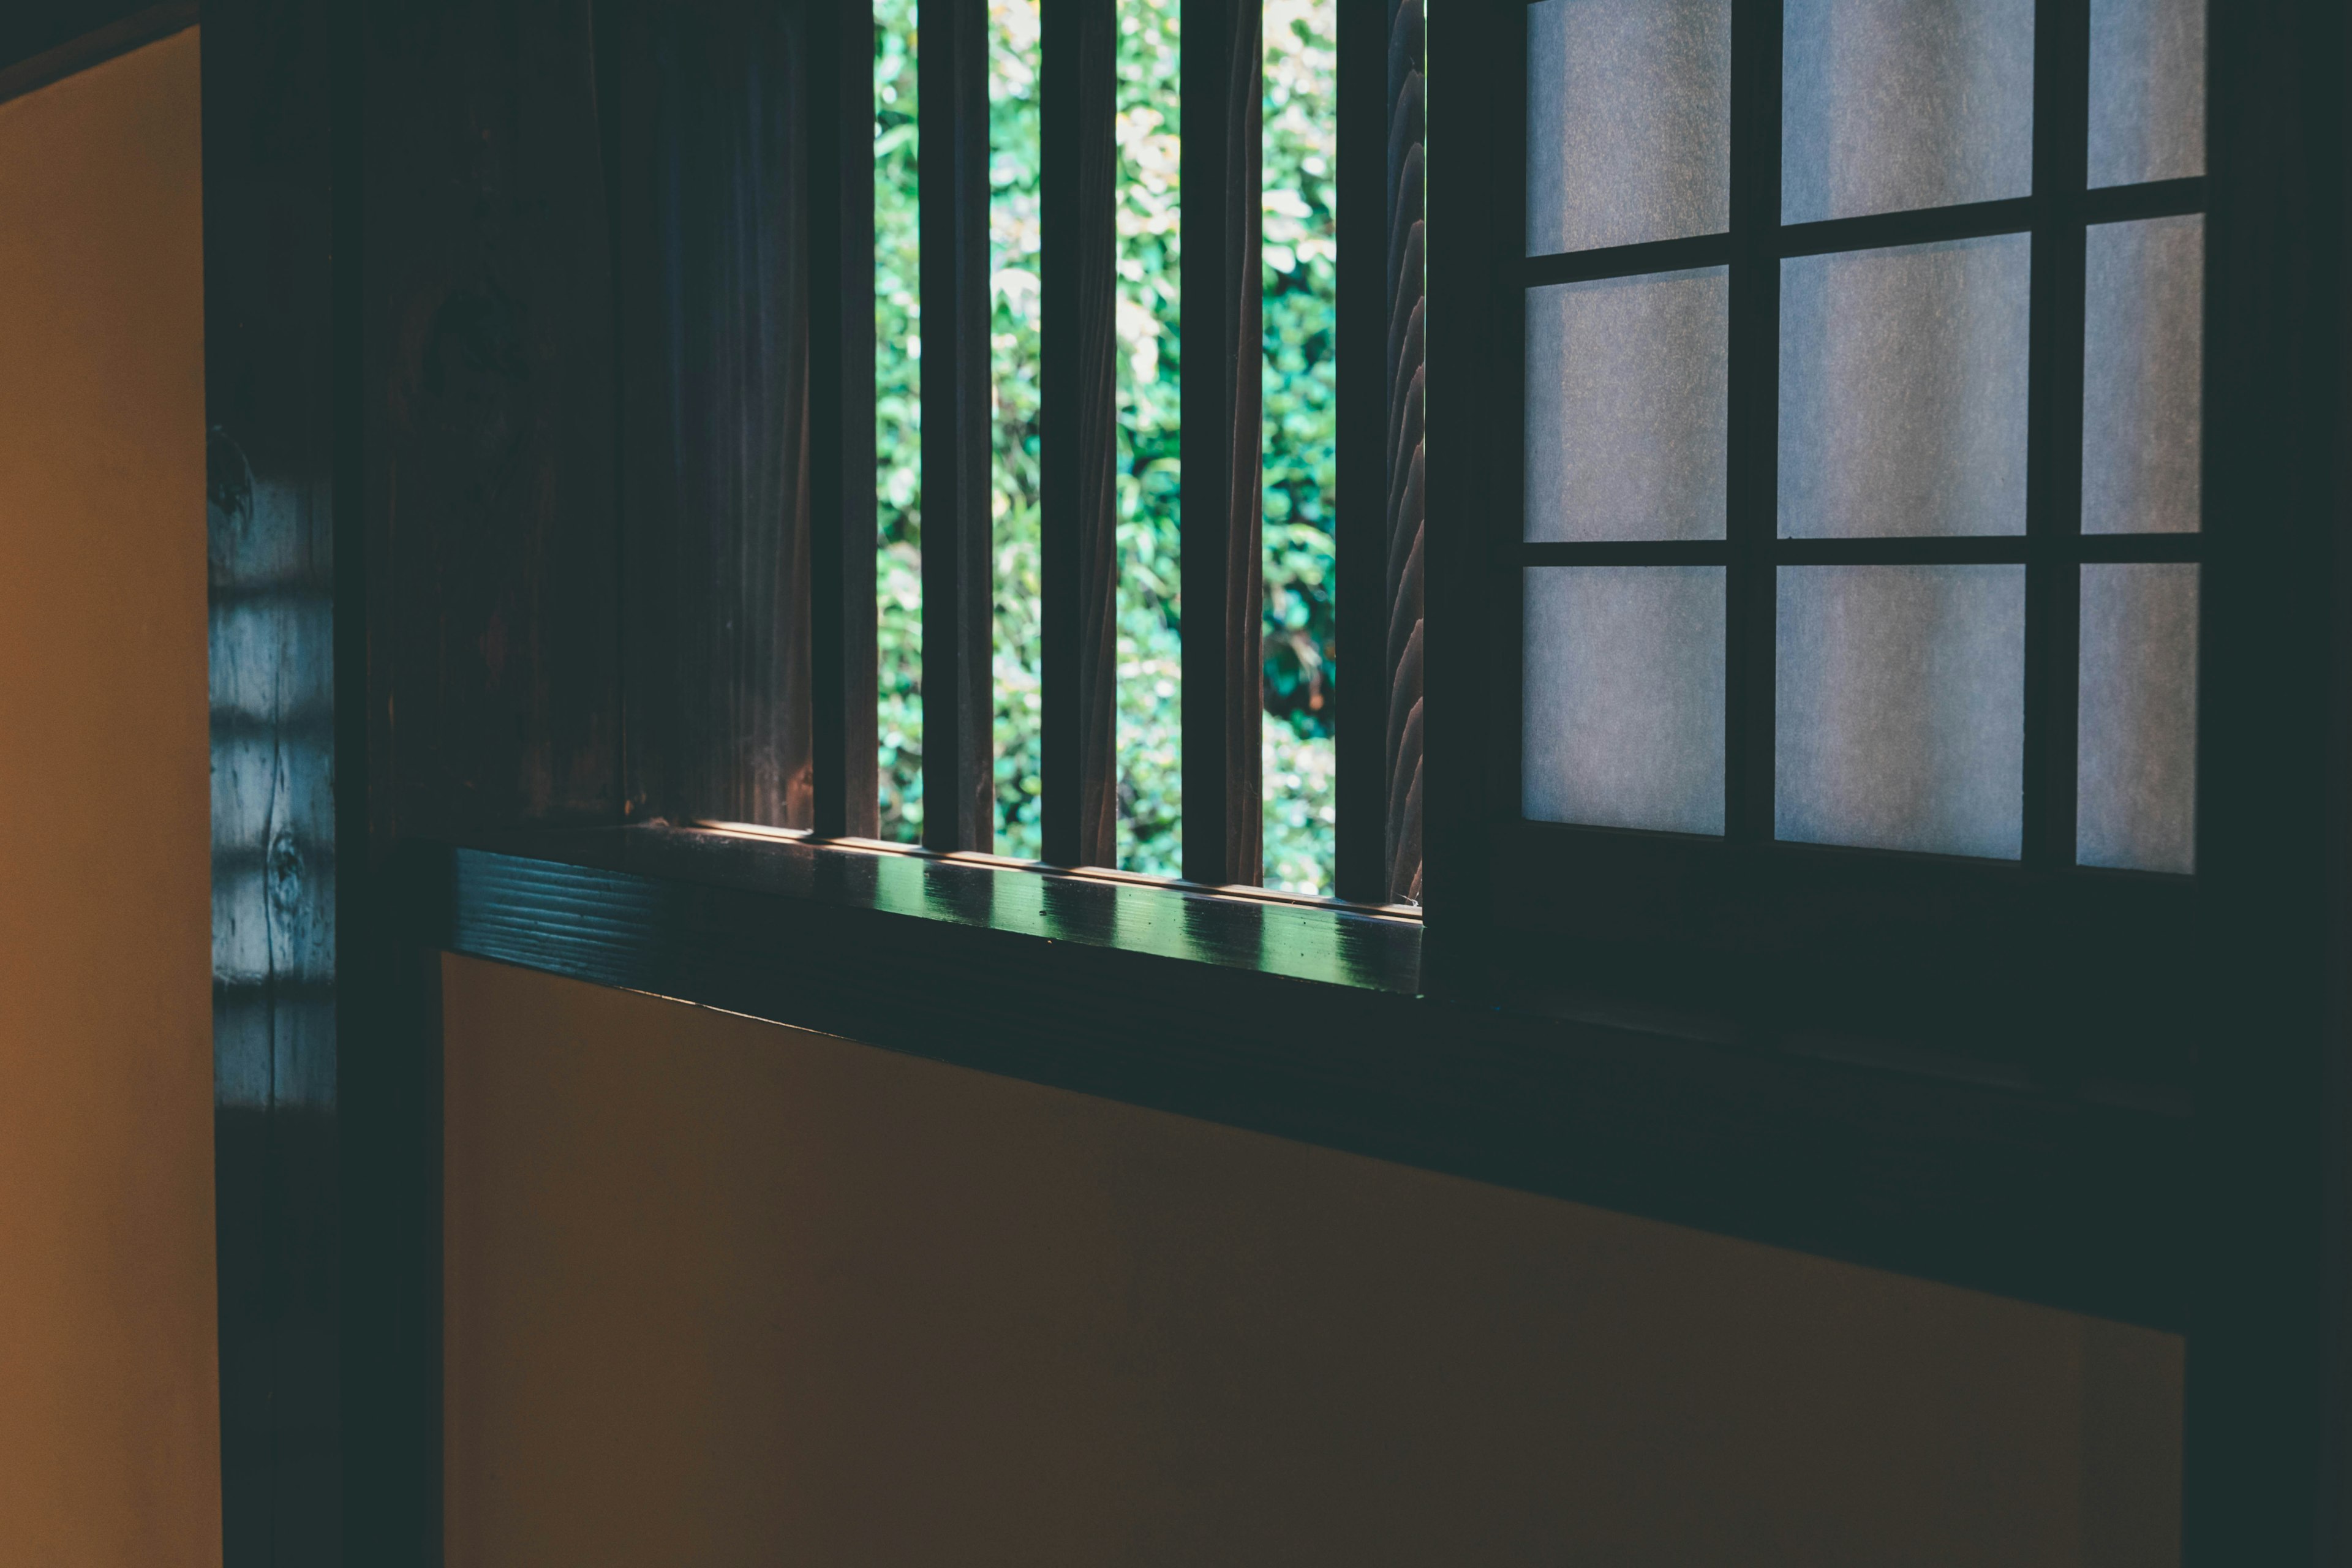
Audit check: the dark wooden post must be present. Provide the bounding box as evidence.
[2185,1,2352,1560]
[197,0,342,1554]
[1040,0,1121,868]
[611,0,818,831]
[1180,0,1265,887]
[920,0,998,851]
[811,0,884,840]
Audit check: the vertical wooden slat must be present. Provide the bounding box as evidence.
[612,0,815,831]
[1041,0,1120,867]
[202,0,342,1555]
[811,0,884,839]
[921,0,997,851]
[1334,0,1388,903]
[1181,0,1265,886]
[1380,0,1424,903]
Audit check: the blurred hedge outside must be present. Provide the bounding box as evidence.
[873,0,1339,895]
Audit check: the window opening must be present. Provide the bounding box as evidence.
[876,0,925,840]
[1115,0,1185,875]
[1261,0,1339,894]
[992,0,1046,854]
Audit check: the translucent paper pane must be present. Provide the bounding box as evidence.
[1780,235,2030,538]
[2079,564,2198,873]
[2084,216,2203,535]
[1525,0,1732,255]
[1526,268,1728,542]
[1782,0,2034,224]
[1777,565,2025,859]
[1524,567,1725,834]
[2089,0,2206,188]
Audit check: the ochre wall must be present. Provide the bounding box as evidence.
[443,954,2182,1567]
[0,28,221,1568]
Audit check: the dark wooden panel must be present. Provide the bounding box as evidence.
[404,828,2191,1334]
[2186,0,2352,1560]
[1040,0,1119,867]
[1180,0,1265,886]
[919,0,995,850]
[606,0,816,830]
[203,0,342,1556]
[363,0,622,841]
[809,0,883,840]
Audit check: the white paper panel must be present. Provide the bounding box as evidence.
[1524,567,1725,834]
[1526,0,1732,255]
[2079,564,2198,873]
[1779,235,2031,538]
[2089,0,2206,188]
[1777,565,2025,859]
[2083,215,2203,535]
[1781,0,2035,224]
[1526,268,1729,543]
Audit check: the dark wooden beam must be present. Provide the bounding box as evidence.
[810,0,883,840]
[363,2,623,842]
[1180,0,1265,886]
[2186,0,2352,1559]
[405,827,2193,1337]
[203,0,342,1555]
[608,0,817,831]
[1416,0,1490,993]
[919,0,997,851]
[0,0,190,101]
[1040,0,1119,867]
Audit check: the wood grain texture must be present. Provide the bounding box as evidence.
[607,0,816,831]
[363,0,622,840]
[1180,0,1265,886]
[808,0,882,839]
[1380,0,1422,904]
[1041,0,1119,867]
[204,0,344,1555]
[920,0,996,850]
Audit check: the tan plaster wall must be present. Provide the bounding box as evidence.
[0,28,221,1568]
[443,954,2181,1567]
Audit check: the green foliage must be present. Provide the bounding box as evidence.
[874,0,1338,892]
[875,0,923,839]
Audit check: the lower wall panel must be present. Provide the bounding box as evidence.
[442,952,2180,1568]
